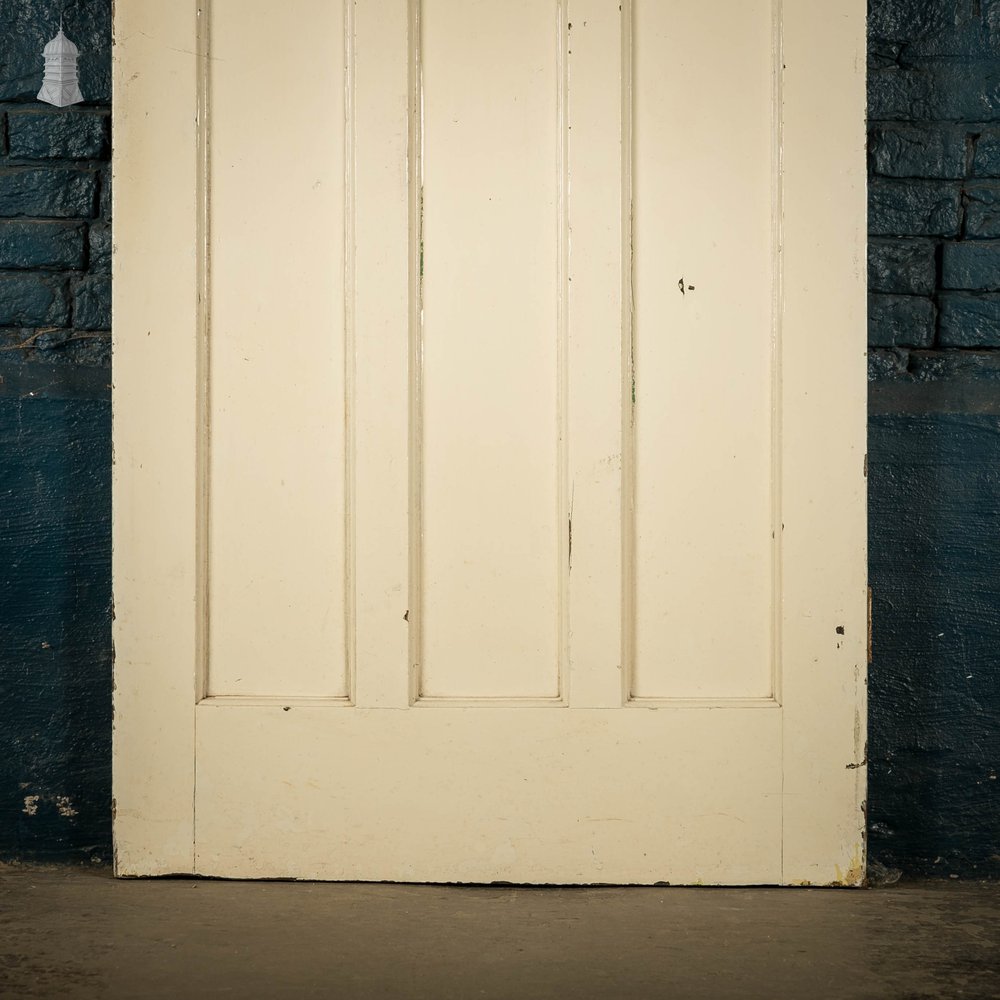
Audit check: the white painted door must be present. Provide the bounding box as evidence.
[112,0,867,884]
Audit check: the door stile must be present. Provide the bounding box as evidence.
[112,1,202,875]
[779,0,868,885]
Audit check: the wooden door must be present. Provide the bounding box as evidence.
[112,0,867,884]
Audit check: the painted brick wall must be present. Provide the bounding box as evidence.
[868,0,1000,878]
[870,2,1000,348]
[0,0,111,864]
[0,0,996,878]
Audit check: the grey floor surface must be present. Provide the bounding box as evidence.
[0,867,997,999]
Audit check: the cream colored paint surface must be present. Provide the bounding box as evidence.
[419,0,561,699]
[207,0,349,698]
[632,0,775,700]
[113,0,867,885]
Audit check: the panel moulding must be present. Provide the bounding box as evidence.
[193,0,356,704]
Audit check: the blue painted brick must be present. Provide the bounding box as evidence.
[869,62,1000,122]
[7,112,108,160]
[88,224,110,274]
[869,180,962,237]
[0,220,85,269]
[939,293,1000,347]
[0,169,97,219]
[99,169,110,222]
[72,276,110,331]
[972,131,1000,177]
[0,274,69,326]
[965,185,1000,238]
[941,242,1000,291]
[867,349,910,382]
[869,0,1000,58]
[869,126,968,179]
[869,240,937,295]
[868,294,936,348]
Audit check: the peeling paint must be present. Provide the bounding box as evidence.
[21,793,80,819]
[832,844,865,887]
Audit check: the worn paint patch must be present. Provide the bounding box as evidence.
[832,844,865,887]
[56,796,78,818]
[20,793,78,819]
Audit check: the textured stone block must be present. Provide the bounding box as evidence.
[0,274,69,326]
[72,275,110,331]
[99,168,111,221]
[869,126,968,179]
[869,62,1000,122]
[0,220,85,269]
[941,242,1000,290]
[0,168,97,218]
[8,112,108,160]
[869,180,962,237]
[870,0,1000,57]
[965,185,1000,238]
[88,223,110,273]
[939,293,1000,346]
[972,131,1000,177]
[867,348,911,382]
[868,294,936,348]
[869,240,937,295]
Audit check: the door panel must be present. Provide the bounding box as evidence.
[207,0,349,698]
[631,0,776,700]
[419,0,562,700]
[113,0,868,885]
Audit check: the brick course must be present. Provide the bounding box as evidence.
[0,47,111,360]
[868,5,1000,349]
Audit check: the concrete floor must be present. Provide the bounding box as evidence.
[0,868,997,999]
